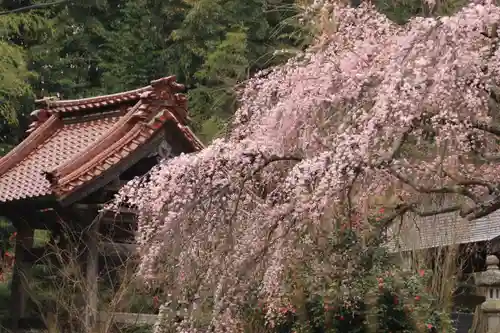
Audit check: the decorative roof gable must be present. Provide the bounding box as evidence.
[0,76,203,204]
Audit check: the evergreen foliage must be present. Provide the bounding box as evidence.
[0,0,455,148]
[0,0,308,144]
[97,0,307,141]
[0,12,44,122]
[0,8,52,155]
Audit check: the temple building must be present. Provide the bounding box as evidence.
[0,76,203,332]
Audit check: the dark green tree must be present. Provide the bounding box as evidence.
[0,2,55,155]
[2,0,309,146]
[99,0,308,141]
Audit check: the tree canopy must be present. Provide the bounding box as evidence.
[111,0,500,331]
[1,0,497,330]
[0,0,307,154]
[0,7,52,155]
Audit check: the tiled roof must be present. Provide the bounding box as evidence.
[386,209,500,252]
[0,76,204,204]
[0,116,119,202]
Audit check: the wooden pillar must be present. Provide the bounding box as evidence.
[85,221,99,333]
[10,226,34,331]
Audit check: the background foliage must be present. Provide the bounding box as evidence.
[0,0,308,148]
[0,0,467,151]
[0,0,468,154]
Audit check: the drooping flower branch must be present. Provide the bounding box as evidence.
[112,0,500,331]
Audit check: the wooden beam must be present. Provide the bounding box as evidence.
[74,203,137,217]
[9,226,34,332]
[102,216,137,226]
[98,312,157,325]
[2,208,58,230]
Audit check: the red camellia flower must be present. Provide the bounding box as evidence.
[153,295,160,308]
[379,208,385,214]
[427,324,433,329]
[339,316,344,321]
[324,303,335,312]
[419,269,425,277]
[415,295,421,301]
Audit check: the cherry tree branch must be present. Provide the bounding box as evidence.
[381,202,461,224]
[388,167,478,200]
[442,169,497,195]
[373,202,462,240]
[377,119,421,166]
[478,152,500,162]
[254,154,303,174]
[387,159,500,221]
[472,120,500,137]
[460,195,500,220]
[346,170,361,226]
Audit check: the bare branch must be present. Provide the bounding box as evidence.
[461,195,500,220]
[478,152,500,162]
[411,204,462,217]
[254,154,303,173]
[388,167,477,200]
[442,169,494,197]
[472,120,500,137]
[372,201,462,245]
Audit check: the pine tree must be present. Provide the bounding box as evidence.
[0,9,51,155]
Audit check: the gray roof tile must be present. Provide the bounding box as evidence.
[386,210,500,252]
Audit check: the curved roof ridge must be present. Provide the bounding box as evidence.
[34,75,183,113]
[36,86,151,107]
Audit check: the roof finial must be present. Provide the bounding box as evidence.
[150,75,185,92]
[35,95,60,108]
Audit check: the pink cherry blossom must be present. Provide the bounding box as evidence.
[111,1,500,331]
